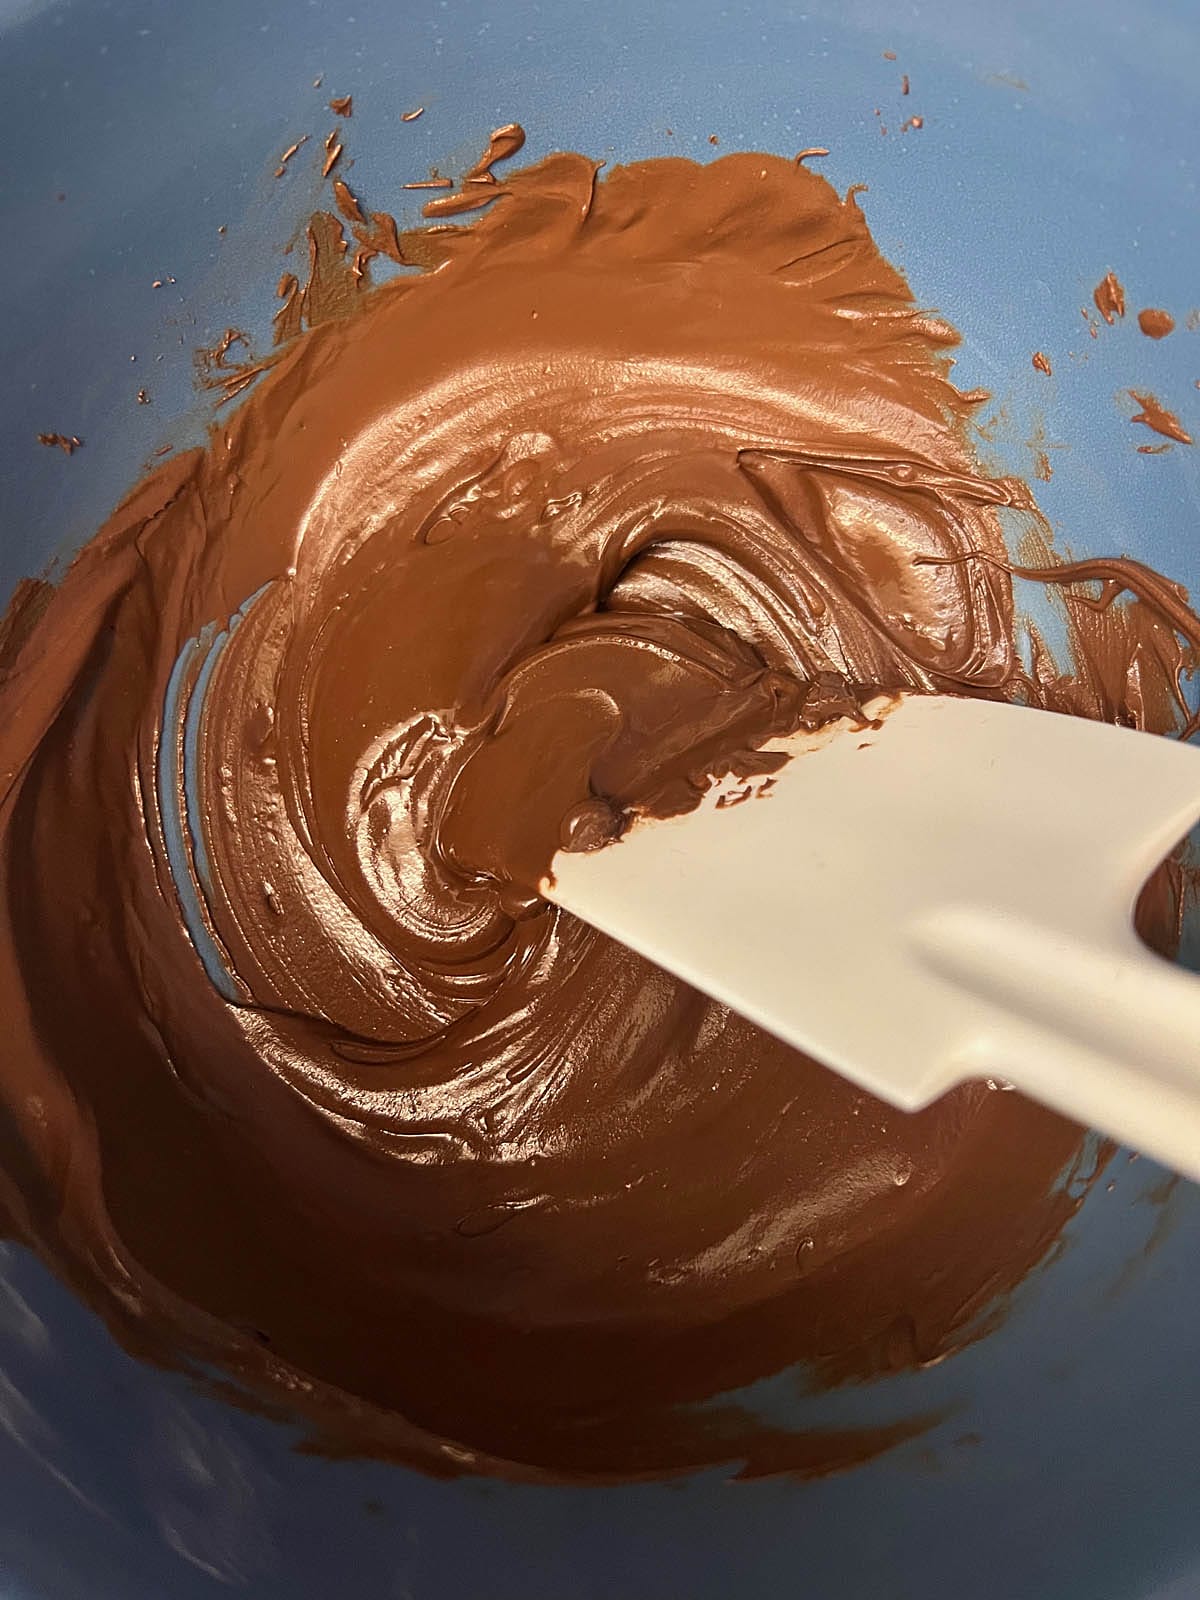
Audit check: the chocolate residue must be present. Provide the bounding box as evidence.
[985,72,1030,92]
[1,132,1194,1486]
[923,534,1200,735]
[901,115,924,132]
[796,147,831,162]
[1137,308,1175,340]
[401,106,424,123]
[273,134,309,179]
[195,327,272,406]
[1027,417,1061,481]
[1093,270,1126,325]
[208,326,251,366]
[421,122,526,219]
[35,431,82,454]
[901,74,910,95]
[322,128,344,179]
[272,212,360,343]
[332,178,407,279]
[1130,390,1193,446]
[1032,351,1052,376]
[329,95,353,117]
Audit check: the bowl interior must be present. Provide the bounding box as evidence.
[2,2,1199,1596]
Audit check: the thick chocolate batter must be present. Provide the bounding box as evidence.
[2,138,1197,1482]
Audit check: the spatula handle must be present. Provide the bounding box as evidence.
[916,906,1200,1182]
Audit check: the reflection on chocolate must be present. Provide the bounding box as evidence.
[2,137,1198,1483]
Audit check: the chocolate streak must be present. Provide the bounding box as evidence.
[2,139,1198,1483]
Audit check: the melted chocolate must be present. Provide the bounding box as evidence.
[2,138,1197,1483]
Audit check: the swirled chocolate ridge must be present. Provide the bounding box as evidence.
[1,139,1196,1482]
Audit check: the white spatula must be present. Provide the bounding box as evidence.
[543,695,1200,1182]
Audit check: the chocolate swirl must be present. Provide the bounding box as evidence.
[1,144,1192,1481]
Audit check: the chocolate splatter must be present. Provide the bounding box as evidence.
[3,132,1192,1488]
[35,432,82,454]
[1137,308,1175,340]
[1130,391,1193,446]
[273,134,309,178]
[1093,271,1126,325]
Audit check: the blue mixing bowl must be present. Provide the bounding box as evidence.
[2,2,1199,1595]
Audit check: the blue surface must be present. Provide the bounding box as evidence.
[2,1,1200,1596]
